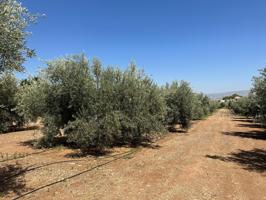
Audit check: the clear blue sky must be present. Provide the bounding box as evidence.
[20,0,266,93]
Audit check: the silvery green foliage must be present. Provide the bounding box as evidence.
[164,81,194,129]
[16,77,46,120]
[67,61,166,148]
[0,73,23,132]
[164,81,217,129]
[163,81,180,126]
[222,68,266,122]
[17,55,166,148]
[192,93,212,120]
[0,0,36,73]
[251,68,266,123]
[228,95,258,118]
[174,81,194,129]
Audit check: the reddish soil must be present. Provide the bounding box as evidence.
[1,109,266,200]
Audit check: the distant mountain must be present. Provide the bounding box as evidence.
[207,90,250,100]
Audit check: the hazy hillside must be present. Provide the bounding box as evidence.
[207,90,249,100]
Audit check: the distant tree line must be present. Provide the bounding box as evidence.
[222,93,242,101]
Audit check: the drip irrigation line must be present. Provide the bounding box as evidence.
[12,149,138,200]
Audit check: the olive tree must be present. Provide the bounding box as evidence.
[17,55,166,149]
[251,68,266,123]
[176,81,194,129]
[17,55,93,145]
[228,96,258,118]
[67,60,166,148]
[227,68,265,121]
[0,0,36,73]
[0,73,23,132]
[192,93,212,120]
[164,81,180,126]
[0,0,37,132]
[164,81,194,130]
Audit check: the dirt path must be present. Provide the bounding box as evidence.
[1,109,266,200]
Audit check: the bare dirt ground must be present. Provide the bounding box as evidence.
[0,109,266,200]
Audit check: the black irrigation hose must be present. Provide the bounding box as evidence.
[2,149,136,183]
[12,149,139,200]
[0,144,136,163]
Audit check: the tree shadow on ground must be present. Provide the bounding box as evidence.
[0,150,48,163]
[134,142,161,149]
[20,133,162,158]
[65,142,161,158]
[167,126,187,133]
[65,148,113,158]
[0,163,30,197]
[237,123,265,129]
[10,125,40,132]
[20,136,68,147]
[232,118,254,123]
[2,125,40,134]
[206,148,266,173]
[223,130,266,140]
[19,139,39,148]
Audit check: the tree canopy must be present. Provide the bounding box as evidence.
[0,0,36,73]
